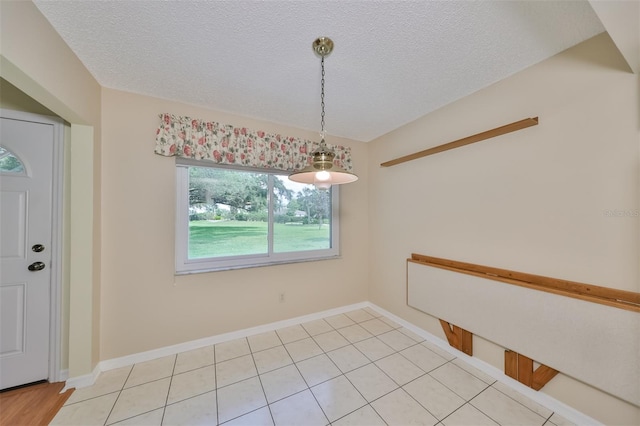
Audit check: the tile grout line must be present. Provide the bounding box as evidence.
[305,326,361,424]
[466,383,549,426]
[248,335,277,426]
[368,340,446,424]
[158,354,178,426]
[467,396,506,426]
[106,356,177,425]
[210,344,217,426]
[102,364,134,426]
[488,380,555,421]
[277,323,333,424]
[282,314,369,423]
[213,344,220,426]
[309,311,407,424]
[440,401,489,426]
[320,311,439,424]
[542,412,557,426]
[389,352,449,423]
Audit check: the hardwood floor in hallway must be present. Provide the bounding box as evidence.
[0,381,74,426]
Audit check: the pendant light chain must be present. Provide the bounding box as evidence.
[320,55,326,140]
[287,37,358,187]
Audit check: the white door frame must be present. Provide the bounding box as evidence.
[1,108,64,383]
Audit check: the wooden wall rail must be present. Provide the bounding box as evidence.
[410,253,640,313]
[381,117,538,167]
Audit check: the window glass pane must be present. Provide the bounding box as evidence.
[188,167,268,259]
[0,146,25,174]
[177,162,338,273]
[273,176,331,253]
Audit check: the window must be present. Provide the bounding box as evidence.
[175,160,339,273]
[0,146,25,174]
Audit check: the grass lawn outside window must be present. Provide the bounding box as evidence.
[188,220,331,258]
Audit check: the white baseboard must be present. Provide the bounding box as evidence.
[58,369,68,382]
[62,364,100,392]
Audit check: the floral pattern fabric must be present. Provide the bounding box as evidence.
[155,113,353,172]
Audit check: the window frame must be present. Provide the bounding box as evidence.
[175,158,340,274]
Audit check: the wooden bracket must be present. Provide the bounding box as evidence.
[505,350,558,391]
[439,320,473,356]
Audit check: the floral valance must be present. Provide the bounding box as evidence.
[155,113,353,172]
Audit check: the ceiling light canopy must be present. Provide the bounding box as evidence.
[289,37,358,190]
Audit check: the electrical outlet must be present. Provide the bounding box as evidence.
[279,293,285,303]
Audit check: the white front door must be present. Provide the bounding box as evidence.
[0,116,54,389]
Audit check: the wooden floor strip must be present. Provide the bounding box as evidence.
[0,382,74,426]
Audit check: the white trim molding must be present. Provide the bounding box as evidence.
[63,364,100,393]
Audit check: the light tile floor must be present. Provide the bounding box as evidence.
[51,308,575,425]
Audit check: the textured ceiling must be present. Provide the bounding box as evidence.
[34,1,604,142]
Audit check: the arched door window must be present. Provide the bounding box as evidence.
[0,146,25,174]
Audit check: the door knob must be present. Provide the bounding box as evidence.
[32,244,45,253]
[28,261,46,271]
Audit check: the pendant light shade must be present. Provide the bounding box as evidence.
[288,37,358,190]
[288,141,358,189]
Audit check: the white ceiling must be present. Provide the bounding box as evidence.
[34,0,605,142]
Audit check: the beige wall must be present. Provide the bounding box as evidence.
[0,1,102,376]
[99,88,370,359]
[368,33,639,424]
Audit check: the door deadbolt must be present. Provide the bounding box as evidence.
[32,244,45,253]
[28,261,46,271]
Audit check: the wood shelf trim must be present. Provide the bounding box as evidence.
[410,253,640,313]
[381,117,539,167]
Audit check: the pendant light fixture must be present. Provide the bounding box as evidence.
[289,37,358,190]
